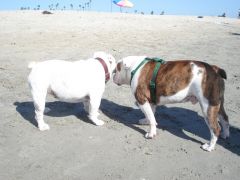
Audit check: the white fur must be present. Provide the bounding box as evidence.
[28,52,116,130]
[114,56,147,86]
[113,56,224,152]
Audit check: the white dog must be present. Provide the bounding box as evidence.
[28,52,116,131]
[113,56,229,152]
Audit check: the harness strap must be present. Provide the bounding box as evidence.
[130,57,165,104]
[130,58,149,84]
[149,58,165,103]
[95,57,110,83]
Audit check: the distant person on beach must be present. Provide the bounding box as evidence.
[218,12,226,17]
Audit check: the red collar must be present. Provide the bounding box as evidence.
[95,57,110,83]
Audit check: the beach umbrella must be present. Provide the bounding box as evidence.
[113,0,134,8]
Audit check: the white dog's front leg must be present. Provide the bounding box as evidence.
[88,96,104,126]
[138,104,156,125]
[33,101,50,131]
[35,109,50,131]
[139,102,157,138]
[201,129,218,152]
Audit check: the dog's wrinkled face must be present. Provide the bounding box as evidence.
[113,60,130,85]
[93,51,116,74]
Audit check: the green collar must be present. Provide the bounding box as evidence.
[130,58,149,84]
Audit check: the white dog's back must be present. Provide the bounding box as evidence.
[28,59,106,102]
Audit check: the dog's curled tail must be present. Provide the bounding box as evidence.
[28,62,37,69]
[212,65,227,80]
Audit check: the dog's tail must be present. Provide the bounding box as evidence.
[28,62,37,69]
[212,65,227,80]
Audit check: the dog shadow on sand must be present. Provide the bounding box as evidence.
[100,99,240,155]
[14,101,90,128]
[14,99,240,155]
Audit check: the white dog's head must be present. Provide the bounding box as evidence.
[113,59,130,86]
[93,52,116,76]
[113,56,147,86]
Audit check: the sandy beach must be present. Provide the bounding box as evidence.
[0,11,240,180]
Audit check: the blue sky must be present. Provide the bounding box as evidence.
[0,0,240,18]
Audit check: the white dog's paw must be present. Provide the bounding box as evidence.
[93,119,105,126]
[139,118,150,125]
[201,143,215,152]
[38,123,50,131]
[145,131,156,139]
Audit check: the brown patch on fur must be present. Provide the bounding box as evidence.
[135,61,193,105]
[207,105,221,136]
[134,59,227,114]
